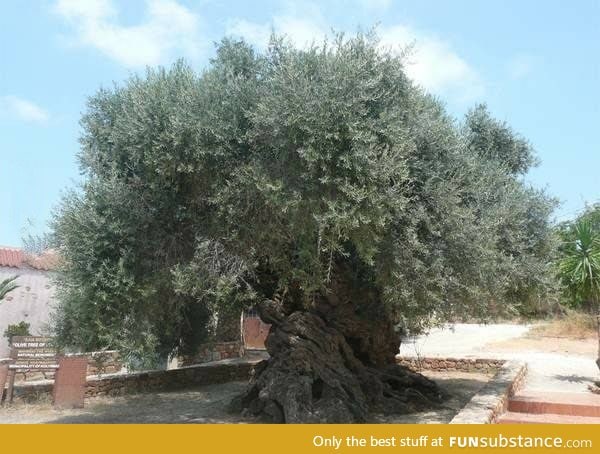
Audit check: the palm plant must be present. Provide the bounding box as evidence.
[0,275,19,302]
[557,220,600,371]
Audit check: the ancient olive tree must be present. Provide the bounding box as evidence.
[52,33,555,421]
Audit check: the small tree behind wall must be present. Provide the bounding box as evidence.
[3,321,31,345]
[556,209,600,371]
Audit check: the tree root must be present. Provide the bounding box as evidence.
[231,311,445,423]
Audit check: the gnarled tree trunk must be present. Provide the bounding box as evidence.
[231,264,444,423]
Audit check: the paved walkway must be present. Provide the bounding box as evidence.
[399,323,598,394]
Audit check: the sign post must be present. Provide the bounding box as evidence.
[6,336,58,404]
[3,336,87,408]
[0,362,9,403]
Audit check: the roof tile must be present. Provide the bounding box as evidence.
[0,247,60,271]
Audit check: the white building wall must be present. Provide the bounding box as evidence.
[0,267,55,358]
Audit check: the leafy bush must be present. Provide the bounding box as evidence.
[0,275,19,302]
[3,321,31,344]
[529,309,596,339]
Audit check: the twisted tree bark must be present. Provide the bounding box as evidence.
[231,264,445,423]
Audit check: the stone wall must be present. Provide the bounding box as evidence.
[396,356,505,373]
[85,351,124,376]
[12,369,55,383]
[179,341,243,367]
[86,360,256,397]
[10,359,260,403]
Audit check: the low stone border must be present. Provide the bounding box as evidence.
[449,360,527,424]
[9,358,261,403]
[178,341,244,367]
[396,356,504,373]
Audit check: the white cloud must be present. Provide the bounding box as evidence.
[227,9,482,104]
[226,3,328,50]
[54,0,202,68]
[1,96,49,124]
[54,0,115,22]
[226,18,272,48]
[379,25,484,102]
[507,54,536,79]
[227,16,327,49]
[273,15,328,47]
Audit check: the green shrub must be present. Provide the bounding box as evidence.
[3,321,31,344]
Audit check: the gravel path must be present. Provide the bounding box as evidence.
[399,323,598,393]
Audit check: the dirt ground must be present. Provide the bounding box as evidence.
[401,323,598,393]
[372,370,493,424]
[0,381,252,424]
[484,333,596,357]
[0,370,492,424]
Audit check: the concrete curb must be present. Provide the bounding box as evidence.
[449,360,528,424]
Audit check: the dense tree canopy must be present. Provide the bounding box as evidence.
[52,33,556,410]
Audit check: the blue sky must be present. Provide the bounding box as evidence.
[1,0,598,246]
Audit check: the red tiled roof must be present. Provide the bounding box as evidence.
[0,247,24,268]
[0,246,60,271]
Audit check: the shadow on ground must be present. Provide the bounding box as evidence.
[552,374,596,385]
[0,372,491,424]
[47,382,253,424]
[372,372,491,424]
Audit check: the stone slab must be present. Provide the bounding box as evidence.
[497,411,600,424]
[508,391,600,417]
[53,356,87,409]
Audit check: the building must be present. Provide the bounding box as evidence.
[0,247,59,358]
